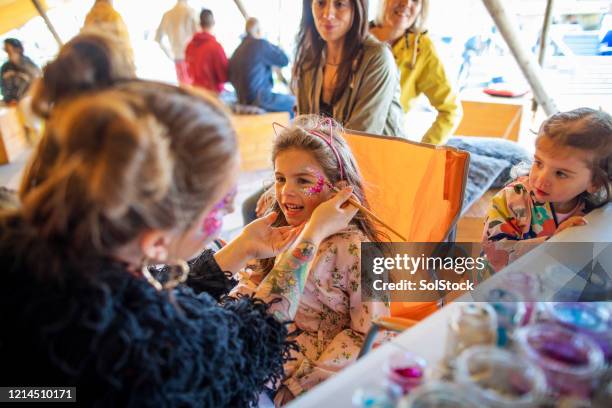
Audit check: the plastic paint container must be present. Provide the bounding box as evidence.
[444,303,497,364]
[454,345,547,407]
[543,302,612,363]
[383,351,427,395]
[352,381,401,408]
[397,382,486,408]
[515,323,604,398]
[498,271,539,324]
[485,288,526,347]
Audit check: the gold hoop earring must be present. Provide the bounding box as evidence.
[141,259,190,291]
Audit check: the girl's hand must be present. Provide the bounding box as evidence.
[241,212,302,259]
[302,187,358,244]
[555,216,587,234]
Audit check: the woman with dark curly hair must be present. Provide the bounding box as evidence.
[0,34,358,407]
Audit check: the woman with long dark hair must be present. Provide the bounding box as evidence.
[293,0,405,137]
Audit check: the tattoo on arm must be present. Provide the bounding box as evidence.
[255,240,317,321]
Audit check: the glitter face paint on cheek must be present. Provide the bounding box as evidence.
[202,209,223,237]
[301,169,326,196]
[199,187,237,239]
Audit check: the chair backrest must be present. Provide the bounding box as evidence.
[346,131,469,322]
[344,130,470,243]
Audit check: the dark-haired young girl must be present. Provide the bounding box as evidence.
[483,108,612,270]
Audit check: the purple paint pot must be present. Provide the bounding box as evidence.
[455,345,547,407]
[543,302,612,364]
[515,323,604,398]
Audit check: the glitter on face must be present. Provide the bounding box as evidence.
[202,208,223,236]
[301,169,326,196]
[200,187,237,238]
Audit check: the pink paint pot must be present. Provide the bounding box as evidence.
[383,351,427,395]
[515,323,604,398]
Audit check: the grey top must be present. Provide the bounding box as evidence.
[296,35,406,137]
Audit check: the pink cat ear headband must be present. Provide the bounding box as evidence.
[272,117,346,181]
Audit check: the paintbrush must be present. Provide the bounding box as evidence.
[325,181,407,242]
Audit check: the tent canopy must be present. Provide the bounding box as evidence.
[0,0,47,36]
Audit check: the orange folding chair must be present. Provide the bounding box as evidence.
[342,131,470,356]
[344,130,469,243]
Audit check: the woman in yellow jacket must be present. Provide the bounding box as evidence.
[370,0,460,145]
[82,0,134,64]
[371,0,530,213]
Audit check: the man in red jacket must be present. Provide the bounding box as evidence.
[185,9,227,94]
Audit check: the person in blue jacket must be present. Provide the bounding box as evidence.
[228,17,295,116]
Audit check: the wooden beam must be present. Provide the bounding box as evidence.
[232,0,249,20]
[31,0,62,46]
[532,0,555,114]
[481,0,558,116]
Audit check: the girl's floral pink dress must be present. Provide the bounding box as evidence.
[232,226,389,402]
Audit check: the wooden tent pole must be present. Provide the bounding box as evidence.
[531,0,555,114]
[233,0,249,19]
[30,0,62,46]
[481,0,558,116]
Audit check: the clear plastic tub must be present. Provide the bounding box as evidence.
[543,302,612,363]
[454,345,547,407]
[352,381,401,408]
[444,303,497,363]
[397,382,485,408]
[515,323,604,398]
[383,351,427,395]
[497,271,539,324]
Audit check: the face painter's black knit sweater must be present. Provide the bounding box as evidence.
[0,215,293,407]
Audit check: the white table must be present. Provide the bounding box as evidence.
[288,204,612,407]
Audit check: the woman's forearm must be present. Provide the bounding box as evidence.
[213,236,251,274]
[255,229,320,321]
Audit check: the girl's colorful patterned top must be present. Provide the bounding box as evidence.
[232,226,389,402]
[482,176,586,271]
